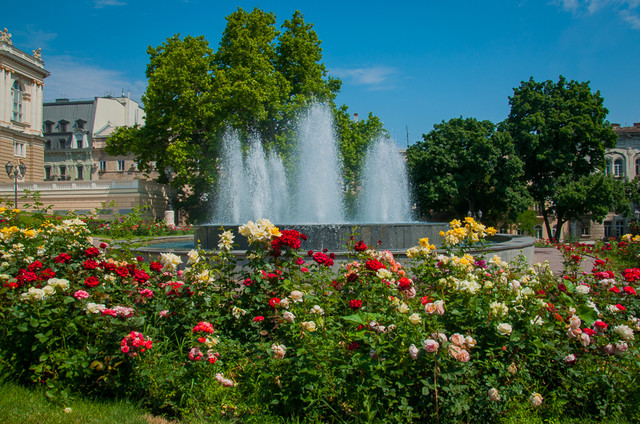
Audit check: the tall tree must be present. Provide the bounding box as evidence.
[504,76,618,239]
[107,8,383,222]
[406,117,530,223]
[276,11,341,104]
[107,34,218,222]
[213,7,291,146]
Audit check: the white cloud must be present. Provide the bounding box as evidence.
[332,66,399,90]
[94,0,127,8]
[43,56,146,102]
[554,0,640,29]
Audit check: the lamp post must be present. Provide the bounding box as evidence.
[5,161,26,208]
[164,166,175,227]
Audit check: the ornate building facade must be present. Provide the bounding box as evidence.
[0,27,48,184]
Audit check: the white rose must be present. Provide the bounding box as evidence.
[614,324,635,340]
[529,393,543,407]
[408,313,421,325]
[488,388,501,401]
[301,321,316,332]
[409,344,419,360]
[497,323,512,336]
[279,298,291,309]
[397,303,410,314]
[282,311,296,323]
[575,285,590,294]
[290,290,304,302]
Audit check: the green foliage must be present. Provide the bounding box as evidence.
[407,117,530,223]
[2,214,640,423]
[516,210,538,236]
[106,8,368,223]
[504,76,619,239]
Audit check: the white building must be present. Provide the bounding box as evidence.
[0,27,49,183]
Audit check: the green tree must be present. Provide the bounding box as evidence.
[107,8,382,222]
[276,10,341,104]
[553,174,633,238]
[107,34,218,223]
[406,117,530,223]
[213,7,291,147]
[504,76,618,239]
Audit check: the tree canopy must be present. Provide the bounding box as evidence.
[503,76,619,239]
[406,117,530,223]
[107,8,374,223]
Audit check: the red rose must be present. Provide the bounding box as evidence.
[354,241,367,252]
[54,253,72,264]
[84,247,100,257]
[349,299,363,310]
[594,320,608,329]
[85,276,99,287]
[269,297,281,309]
[253,316,264,322]
[150,262,162,272]
[83,259,99,270]
[623,286,637,295]
[582,328,596,337]
[365,259,385,272]
[101,262,117,271]
[115,267,129,277]
[27,260,43,271]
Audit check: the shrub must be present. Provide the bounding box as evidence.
[0,213,638,422]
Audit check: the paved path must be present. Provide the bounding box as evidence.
[533,247,596,275]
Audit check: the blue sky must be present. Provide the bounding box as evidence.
[6,0,640,145]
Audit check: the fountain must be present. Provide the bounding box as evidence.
[194,103,534,260]
[197,103,448,252]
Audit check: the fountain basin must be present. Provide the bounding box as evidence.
[194,223,535,264]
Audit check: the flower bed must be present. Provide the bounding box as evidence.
[0,212,638,422]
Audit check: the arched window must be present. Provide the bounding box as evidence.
[614,158,625,177]
[635,158,640,177]
[605,159,612,175]
[12,80,23,122]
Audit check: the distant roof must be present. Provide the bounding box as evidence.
[613,123,640,134]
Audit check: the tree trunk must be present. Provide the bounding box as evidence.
[540,201,553,240]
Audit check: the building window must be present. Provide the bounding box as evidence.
[76,120,85,130]
[616,220,625,237]
[44,121,53,133]
[581,222,590,236]
[75,134,84,149]
[45,139,51,150]
[44,166,51,180]
[614,158,625,177]
[605,159,612,176]
[635,158,640,178]
[59,120,68,133]
[99,161,106,172]
[604,221,612,238]
[59,165,67,180]
[534,225,543,239]
[14,142,26,158]
[12,80,23,122]
[117,160,125,171]
[76,165,83,180]
[58,138,67,149]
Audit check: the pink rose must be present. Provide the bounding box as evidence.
[73,290,90,300]
[423,339,440,353]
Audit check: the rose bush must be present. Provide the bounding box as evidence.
[0,211,639,422]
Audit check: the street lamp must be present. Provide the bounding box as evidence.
[164,166,175,227]
[5,161,26,207]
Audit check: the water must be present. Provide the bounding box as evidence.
[212,103,413,224]
[359,136,413,223]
